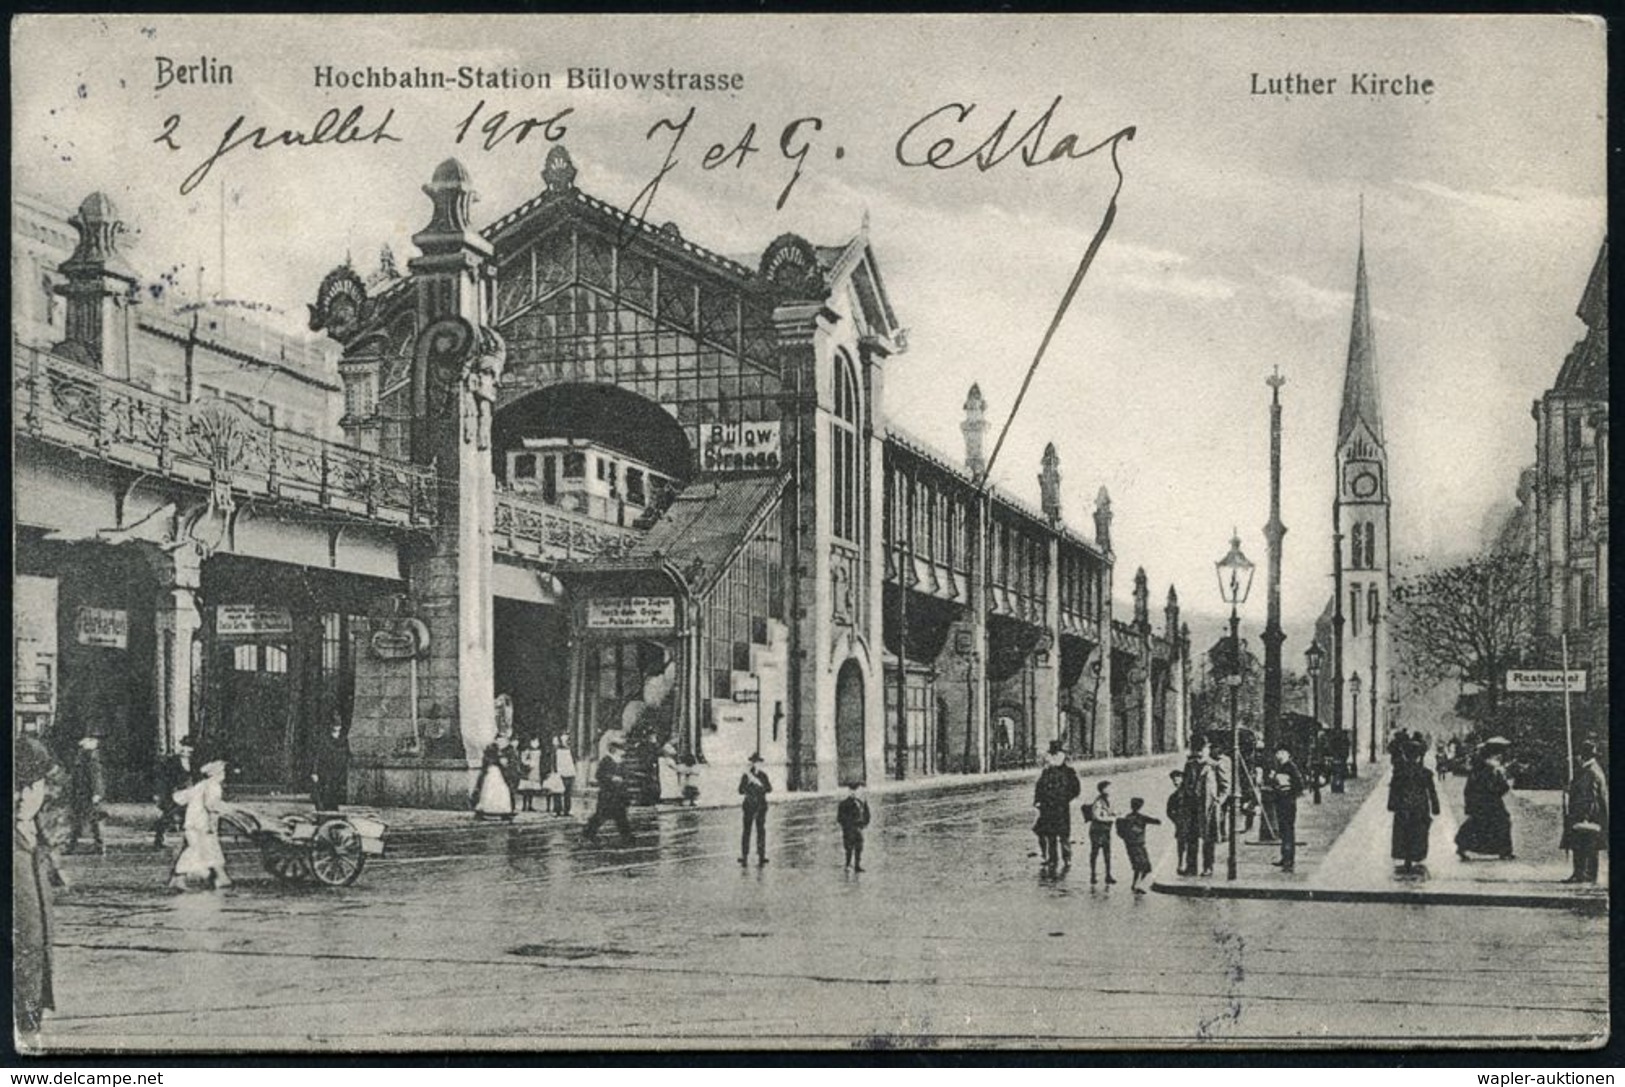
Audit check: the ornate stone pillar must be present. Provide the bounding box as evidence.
[1033,536,1061,752]
[349,159,504,806]
[150,544,202,756]
[55,193,137,376]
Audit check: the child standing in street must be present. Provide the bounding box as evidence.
[1086,780,1118,885]
[1115,797,1163,894]
[837,783,870,872]
[518,737,545,813]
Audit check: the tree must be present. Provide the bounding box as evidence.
[1390,551,1537,718]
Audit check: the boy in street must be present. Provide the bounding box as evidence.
[837,782,870,871]
[1115,797,1163,894]
[1087,780,1118,885]
[1167,769,1193,875]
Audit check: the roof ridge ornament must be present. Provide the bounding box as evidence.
[543,145,578,193]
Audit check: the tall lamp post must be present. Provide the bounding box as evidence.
[1368,592,1381,765]
[1349,671,1363,773]
[1305,641,1324,804]
[1215,532,1256,882]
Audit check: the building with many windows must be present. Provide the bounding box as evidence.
[14,150,1189,808]
[1530,239,1608,741]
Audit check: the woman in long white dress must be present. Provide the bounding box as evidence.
[169,759,232,891]
[657,743,683,804]
[472,739,517,821]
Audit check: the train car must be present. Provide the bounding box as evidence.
[503,437,679,529]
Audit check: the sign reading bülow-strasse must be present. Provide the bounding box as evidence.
[1506,669,1588,693]
[699,422,781,473]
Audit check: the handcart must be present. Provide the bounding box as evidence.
[219,807,388,887]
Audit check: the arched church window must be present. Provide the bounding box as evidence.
[1364,523,1378,569]
[831,351,861,543]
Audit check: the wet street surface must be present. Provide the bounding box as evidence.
[41,761,1608,1051]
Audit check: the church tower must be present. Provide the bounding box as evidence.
[1332,214,1393,767]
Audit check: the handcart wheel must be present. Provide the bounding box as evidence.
[309,818,366,887]
[262,842,313,883]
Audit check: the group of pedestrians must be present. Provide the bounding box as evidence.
[473,731,578,820]
[1031,740,1161,892]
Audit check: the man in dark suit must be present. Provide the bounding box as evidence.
[152,734,195,849]
[1268,744,1306,873]
[738,752,772,866]
[311,716,351,812]
[583,740,634,844]
[1562,740,1608,884]
[68,732,107,855]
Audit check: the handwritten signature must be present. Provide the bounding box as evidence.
[153,95,1134,225]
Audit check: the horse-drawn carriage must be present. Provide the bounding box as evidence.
[220,808,387,887]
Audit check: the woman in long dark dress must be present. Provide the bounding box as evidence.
[1455,745,1514,860]
[1388,742,1440,872]
[13,735,57,1044]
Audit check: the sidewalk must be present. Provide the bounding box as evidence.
[91,751,1178,847]
[1152,761,1607,913]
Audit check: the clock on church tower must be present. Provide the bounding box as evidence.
[1343,460,1383,501]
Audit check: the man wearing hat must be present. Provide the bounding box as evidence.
[1561,740,1608,884]
[1267,744,1305,873]
[152,735,196,849]
[1167,768,1195,875]
[68,730,107,855]
[1033,740,1081,873]
[738,752,773,865]
[583,738,634,844]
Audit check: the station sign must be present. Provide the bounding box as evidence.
[699,422,781,473]
[1506,669,1587,693]
[216,604,294,638]
[74,606,127,649]
[587,596,676,631]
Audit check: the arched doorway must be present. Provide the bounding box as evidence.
[835,660,865,786]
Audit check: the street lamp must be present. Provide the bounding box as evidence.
[1305,641,1325,804]
[1088,657,1104,758]
[1214,531,1255,882]
[1368,591,1381,765]
[1349,671,1363,774]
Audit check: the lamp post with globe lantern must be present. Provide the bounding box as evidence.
[1214,531,1255,882]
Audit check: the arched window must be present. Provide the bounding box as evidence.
[1364,523,1378,570]
[831,352,861,543]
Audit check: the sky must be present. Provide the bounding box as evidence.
[12,14,1607,656]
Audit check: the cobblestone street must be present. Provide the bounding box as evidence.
[38,762,1608,1052]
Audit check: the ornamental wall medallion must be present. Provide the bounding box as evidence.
[308,265,373,344]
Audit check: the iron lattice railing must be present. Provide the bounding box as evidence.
[14,342,438,527]
[493,488,642,561]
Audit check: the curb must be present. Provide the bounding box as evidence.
[1148,878,1608,913]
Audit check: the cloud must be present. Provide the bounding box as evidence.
[1397,179,1603,230]
[1113,269,1238,302]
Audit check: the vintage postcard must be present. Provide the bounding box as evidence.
[10,13,1608,1053]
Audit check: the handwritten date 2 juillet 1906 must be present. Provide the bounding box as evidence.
[155,95,1137,226]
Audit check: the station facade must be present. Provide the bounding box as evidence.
[14,149,1190,808]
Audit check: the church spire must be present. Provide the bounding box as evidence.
[1338,204,1383,445]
